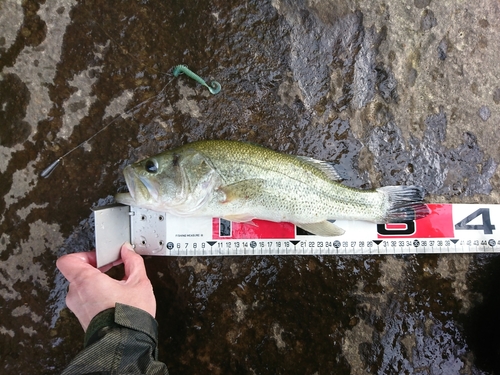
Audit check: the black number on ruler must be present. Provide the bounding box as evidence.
[455,208,496,234]
[377,221,415,235]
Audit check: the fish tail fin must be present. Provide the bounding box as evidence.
[377,186,430,222]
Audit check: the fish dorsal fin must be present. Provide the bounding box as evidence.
[295,156,343,181]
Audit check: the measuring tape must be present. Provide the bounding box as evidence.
[94,204,500,267]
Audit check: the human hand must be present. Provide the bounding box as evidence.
[56,243,156,331]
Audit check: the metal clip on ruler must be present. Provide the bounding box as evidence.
[94,204,500,267]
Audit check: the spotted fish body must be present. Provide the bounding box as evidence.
[116,140,429,236]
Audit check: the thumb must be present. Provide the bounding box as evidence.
[57,251,100,283]
[120,243,148,281]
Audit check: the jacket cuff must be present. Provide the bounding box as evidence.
[113,303,159,344]
[84,303,159,348]
[84,308,116,347]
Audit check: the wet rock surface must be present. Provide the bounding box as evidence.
[1,0,500,373]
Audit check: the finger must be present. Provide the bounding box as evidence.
[98,257,124,273]
[56,251,100,282]
[83,250,98,268]
[120,243,148,281]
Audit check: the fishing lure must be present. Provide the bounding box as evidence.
[173,65,221,94]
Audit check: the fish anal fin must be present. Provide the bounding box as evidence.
[296,221,345,236]
[222,214,258,226]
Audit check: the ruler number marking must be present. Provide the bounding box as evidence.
[455,208,496,235]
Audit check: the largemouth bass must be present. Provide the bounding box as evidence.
[116,140,429,236]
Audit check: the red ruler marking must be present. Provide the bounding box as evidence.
[212,218,296,239]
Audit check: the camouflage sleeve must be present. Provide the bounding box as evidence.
[61,303,169,375]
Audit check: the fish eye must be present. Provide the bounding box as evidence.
[145,159,158,174]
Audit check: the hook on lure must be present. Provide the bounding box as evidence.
[173,65,221,94]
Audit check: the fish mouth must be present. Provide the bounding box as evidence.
[138,175,160,201]
[122,166,138,201]
[122,165,160,203]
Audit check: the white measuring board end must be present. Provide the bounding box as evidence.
[94,205,131,267]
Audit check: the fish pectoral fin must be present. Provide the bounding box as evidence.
[296,221,345,236]
[222,214,258,225]
[219,178,266,203]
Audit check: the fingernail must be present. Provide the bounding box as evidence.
[123,242,136,252]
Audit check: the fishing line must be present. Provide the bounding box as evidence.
[40,76,175,178]
[40,5,178,178]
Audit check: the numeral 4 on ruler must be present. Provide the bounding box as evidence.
[455,208,496,235]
